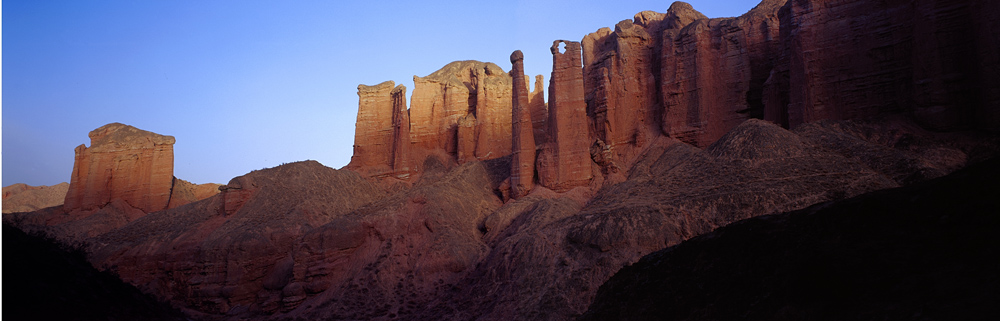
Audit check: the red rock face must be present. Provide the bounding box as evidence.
[537,40,593,192]
[582,16,662,167]
[773,0,1000,131]
[509,51,535,199]
[64,123,176,213]
[529,75,548,145]
[390,85,413,178]
[660,1,782,147]
[347,81,396,176]
[409,61,512,165]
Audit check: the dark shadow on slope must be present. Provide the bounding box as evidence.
[580,157,1000,321]
[2,224,187,321]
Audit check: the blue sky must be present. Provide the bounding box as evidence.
[3,0,757,186]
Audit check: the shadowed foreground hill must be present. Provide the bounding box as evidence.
[580,157,1000,321]
[2,224,186,320]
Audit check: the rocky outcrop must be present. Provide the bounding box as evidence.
[537,40,593,192]
[409,61,513,164]
[2,182,69,214]
[347,81,413,178]
[661,1,782,147]
[509,51,536,199]
[64,123,176,213]
[347,81,396,175]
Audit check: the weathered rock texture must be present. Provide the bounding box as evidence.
[660,1,781,147]
[769,0,1000,131]
[2,182,69,213]
[509,51,536,199]
[64,123,176,213]
[409,61,513,164]
[537,40,593,192]
[348,81,396,175]
[530,75,548,144]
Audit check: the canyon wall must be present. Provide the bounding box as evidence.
[537,40,593,192]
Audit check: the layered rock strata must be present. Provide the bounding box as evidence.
[537,40,593,191]
[64,123,176,213]
[347,81,396,176]
[509,51,536,199]
[409,61,513,164]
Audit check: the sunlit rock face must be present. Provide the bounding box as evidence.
[64,123,176,213]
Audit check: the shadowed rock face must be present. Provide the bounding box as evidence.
[2,224,187,321]
[579,156,1000,321]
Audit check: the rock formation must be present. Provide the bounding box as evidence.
[409,61,513,163]
[509,50,536,199]
[7,0,1000,320]
[347,81,396,176]
[537,40,593,191]
[347,81,414,178]
[64,123,176,213]
[2,182,69,213]
[660,1,780,147]
[767,0,1000,131]
[390,85,412,177]
[529,74,548,144]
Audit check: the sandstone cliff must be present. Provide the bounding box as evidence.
[64,123,177,213]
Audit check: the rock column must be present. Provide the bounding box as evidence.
[538,40,593,191]
[348,81,396,175]
[510,50,535,199]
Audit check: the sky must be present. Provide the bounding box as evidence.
[2,0,758,187]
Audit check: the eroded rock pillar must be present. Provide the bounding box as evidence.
[510,50,535,199]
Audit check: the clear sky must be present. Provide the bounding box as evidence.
[3,0,758,186]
